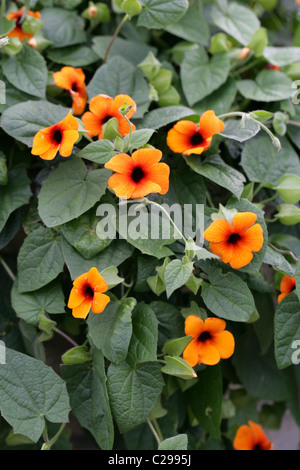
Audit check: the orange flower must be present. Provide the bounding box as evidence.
[204,212,264,270]
[278,275,296,303]
[104,148,170,199]
[31,111,79,160]
[233,421,273,450]
[264,63,280,71]
[7,6,41,42]
[82,94,136,140]
[68,267,110,319]
[53,67,88,115]
[183,315,235,367]
[166,110,225,156]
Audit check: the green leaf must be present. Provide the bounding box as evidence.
[87,298,136,364]
[193,78,237,117]
[41,7,86,48]
[164,259,194,298]
[1,100,69,146]
[263,246,294,277]
[2,45,48,99]
[248,27,268,57]
[17,226,64,293]
[162,336,192,357]
[241,135,300,186]
[188,365,222,438]
[127,302,158,366]
[180,47,230,106]
[275,174,300,204]
[61,237,134,280]
[61,348,114,450]
[210,1,260,46]
[201,269,256,322]
[263,47,300,67]
[123,129,156,151]
[275,204,300,225]
[237,70,293,102]
[165,2,209,45]
[107,361,164,433]
[221,117,261,142]
[184,154,245,198]
[46,45,99,67]
[60,208,112,260]
[274,294,300,369]
[11,279,65,325]
[158,434,188,450]
[87,56,150,119]
[150,301,184,350]
[92,35,156,65]
[76,139,117,164]
[138,105,196,130]
[161,356,197,380]
[0,167,31,232]
[138,0,189,30]
[0,348,70,443]
[99,266,124,289]
[38,159,110,227]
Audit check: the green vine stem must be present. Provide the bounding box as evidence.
[41,423,66,450]
[102,14,129,64]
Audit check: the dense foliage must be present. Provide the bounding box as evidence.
[0,0,300,451]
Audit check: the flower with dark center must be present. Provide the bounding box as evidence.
[183,315,235,367]
[204,212,264,270]
[68,267,110,319]
[53,67,88,115]
[166,110,225,156]
[233,421,273,450]
[278,275,296,303]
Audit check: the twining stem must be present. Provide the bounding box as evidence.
[102,14,129,64]
[146,418,164,446]
[217,111,281,150]
[41,423,66,450]
[287,120,300,128]
[269,244,298,262]
[143,198,188,244]
[1,0,5,17]
[0,256,16,281]
[53,327,79,348]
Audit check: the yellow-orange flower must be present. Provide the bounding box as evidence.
[7,6,41,42]
[82,94,136,140]
[68,267,110,319]
[31,111,79,160]
[233,421,273,451]
[204,212,264,270]
[104,148,170,199]
[278,275,296,303]
[166,110,225,156]
[53,67,88,115]
[183,315,234,367]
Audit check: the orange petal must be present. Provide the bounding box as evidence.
[229,243,253,269]
[39,145,60,161]
[59,130,79,157]
[53,68,74,90]
[209,241,233,264]
[146,162,170,195]
[130,180,161,199]
[117,115,136,137]
[204,317,226,334]
[111,94,137,119]
[72,298,92,319]
[31,130,53,155]
[89,94,113,117]
[204,218,232,243]
[280,275,296,294]
[81,111,102,138]
[71,90,88,115]
[211,330,235,359]
[166,128,193,154]
[198,342,220,365]
[131,148,162,168]
[91,292,111,314]
[183,338,199,367]
[59,111,79,131]
[248,421,273,450]
[107,173,136,199]
[184,315,205,338]
[233,424,256,450]
[199,110,225,140]
[73,272,88,289]
[241,224,264,252]
[182,138,212,155]
[68,287,86,309]
[231,212,257,235]
[104,153,135,174]
[87,267,108,292]
[278,292,287,304]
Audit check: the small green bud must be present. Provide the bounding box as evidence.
[275,204,300,225]
[62,346,91,365]
[1,36,22,56]
[121,0,142,17]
